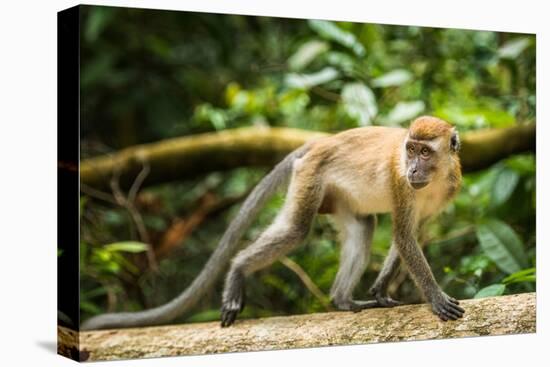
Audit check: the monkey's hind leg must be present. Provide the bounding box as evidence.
[330,213,379,312]
[221,168,323,327]
[369,243,403,308]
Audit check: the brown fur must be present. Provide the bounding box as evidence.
[220,116,465,326]
[409,116,454,141]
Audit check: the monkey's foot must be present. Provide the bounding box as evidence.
[220,296,245,327]
[374,294,403,308]
[333,299,380,313]
[220,285,246,327]
[430,292,464,321]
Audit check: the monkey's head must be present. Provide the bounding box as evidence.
[404,116,460,190]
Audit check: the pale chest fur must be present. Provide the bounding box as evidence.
[414,175,452,219]
[323,162,394,215]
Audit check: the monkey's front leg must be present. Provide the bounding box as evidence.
[393,211,464,321]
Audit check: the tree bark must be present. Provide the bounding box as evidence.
[80,124,535,191]
[59,293,535,362]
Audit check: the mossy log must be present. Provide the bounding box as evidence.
[59,293,535,362]
[80,124,535,190]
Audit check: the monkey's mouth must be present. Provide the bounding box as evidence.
[409,180,429,189]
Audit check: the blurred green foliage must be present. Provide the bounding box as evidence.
[79,5,535,323]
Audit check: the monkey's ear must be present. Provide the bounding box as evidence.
[450,129,460,153]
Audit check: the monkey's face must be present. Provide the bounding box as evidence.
[405,117,460,190]
[404,139,440,190]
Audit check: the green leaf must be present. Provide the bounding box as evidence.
[476,219,527,274]
[474,284,506,299]
[491,168,520,207]
[379,101,425,126]
[325,51,356,74]
[80,301,102,315]
[341,82,378,126]
[433,105,515,129]
[84,7,114,42]
[505,154,536,175]
[308,20,366,56]
[288,40,329,71]
[498,37,531,59]
[186,309,220,323]
[502,267,536,285]
[195,104,228,130]
[285,67,339,89]
[279,89,310,116]
[102,210,125,226]
[104,261,121,274]
[104,241,149,253]
[81,287,109,300]
[79,196,88,217]
[371,69,413,88]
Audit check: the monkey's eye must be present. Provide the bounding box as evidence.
[407,146,415,155]
[420,147,431,157]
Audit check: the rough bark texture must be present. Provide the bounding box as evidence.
[59,293,535,362]
[80,124,535,190]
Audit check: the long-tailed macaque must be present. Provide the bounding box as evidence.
[81,116,464,330]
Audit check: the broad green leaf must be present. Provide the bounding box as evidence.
[285,67,339,89]
[308,20,366,56]
[474,284,506,299]
[491,168,520,207]
[498,37,531,59]
[379,101,425,126]
[325,51,356,74]
[476,219,527,274]
[371,69,413,88]
[502,267,536,285]
[341,82,378,126]
[288,40,329,71]
[104,241,149,253]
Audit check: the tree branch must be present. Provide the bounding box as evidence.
[80,124,535,190]
[58,293,535,362]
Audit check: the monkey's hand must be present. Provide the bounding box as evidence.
[429,292,464,321]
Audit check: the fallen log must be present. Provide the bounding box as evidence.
[58,292,535,362]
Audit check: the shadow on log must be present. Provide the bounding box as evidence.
[59,293,535,362]
[80,124,535,191]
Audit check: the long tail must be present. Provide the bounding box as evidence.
[81,147,307,330]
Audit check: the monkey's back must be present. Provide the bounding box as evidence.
[302,126,407,215]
